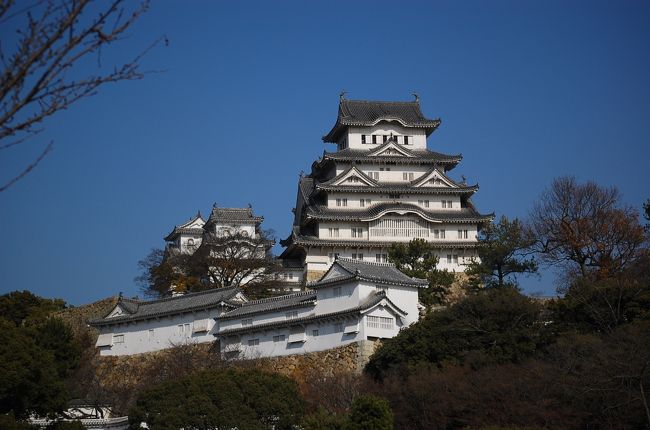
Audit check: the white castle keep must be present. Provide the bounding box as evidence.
[90,96,491,358]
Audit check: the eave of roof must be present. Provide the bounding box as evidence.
[315,183,478,195]
[88,287,243,327]
[220,291,316,321]
[305,202,494,224]
[287,235,481,250]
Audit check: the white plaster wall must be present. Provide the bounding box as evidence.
[97,309,221,356]
[335,164,432,181]
[361,308,405,339]
[326,193,463,210]
[315,282,359,315]
[317,221,478,244]
[358,282,420,326]
[229,318,362,359]
[346,125,427,149]
[218,304,317,332]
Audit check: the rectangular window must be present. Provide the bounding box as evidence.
[424,200,429,208]
[453,254,459,264]
[242,318,253,327]
[312,329,319,337]
[113,334,124,344]
[375,253,388,263]
[383,135,388,143]
[433,229,439,239]
[360,199,365,207]
[403,172,408,181]
[336,198,341,207]
[440,230,446,239]
[447,254,452,264]
[458,229,468,239]
[328,228,339,238]
[273,334,286,342]
[367,316,394,329]
[351,227,363,238]
[248,338,260,346]
[351,253,363,260]
[442,200,447,208]
[334,323,343,333]
[342,198,347,207]
[361,135,366,144]
[286,311,298,320]
[404,135,410,145]
[448,200,453,208]
[333,286,342,297]
[372,135,377,144]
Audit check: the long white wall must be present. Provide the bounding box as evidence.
[96,309,222,356]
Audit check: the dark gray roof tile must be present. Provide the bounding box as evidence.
[220,291,316,320]
[323,99,441,142]
[309,258,428,289]
[89,287,242,326]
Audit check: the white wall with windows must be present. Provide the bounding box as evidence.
[219,274,420,359]
[95,309,221,356]
[346,125,428,150]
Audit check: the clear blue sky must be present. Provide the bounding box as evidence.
[1,0,649,305]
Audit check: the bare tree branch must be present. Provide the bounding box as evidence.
[0,0,158,192]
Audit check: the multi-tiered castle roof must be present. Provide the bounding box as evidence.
[281,96,493,280]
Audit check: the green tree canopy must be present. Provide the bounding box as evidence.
[0,290,66,326]
[0,291,81,421]
[365,288,550,380]
[344,395,393,430]
[388,238,455,306]
[465,216,537,288]
[129,368,305,430]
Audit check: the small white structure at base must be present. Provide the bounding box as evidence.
[90,258,427,358]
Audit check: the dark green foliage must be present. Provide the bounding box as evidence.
[0,290,66,326]
[129,368,305,430]
[465,216,537,288]
[344,395,393,430]
[0,319,68,419]
[365,288,549,380]
[302,407,346,430]
[0,291,81,421]
[388,238,455,306]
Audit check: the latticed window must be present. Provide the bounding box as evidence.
[367,316,394,330]
[370,218,429,238]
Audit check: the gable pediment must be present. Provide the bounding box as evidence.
[319,262,353,282]
[413,167,457,188]
[107,304,127,318]
[368,141,415,158]
[331,166,377,187]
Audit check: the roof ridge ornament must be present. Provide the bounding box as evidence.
[339,90,347,101]
[412,92,419,102]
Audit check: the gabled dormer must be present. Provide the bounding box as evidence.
[319,166,379,188]
[368,140,416,158]
[412,167,457,188]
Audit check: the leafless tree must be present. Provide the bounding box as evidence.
[0,0,159,192]
[192,231,279,292]
[529,177,647,279]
